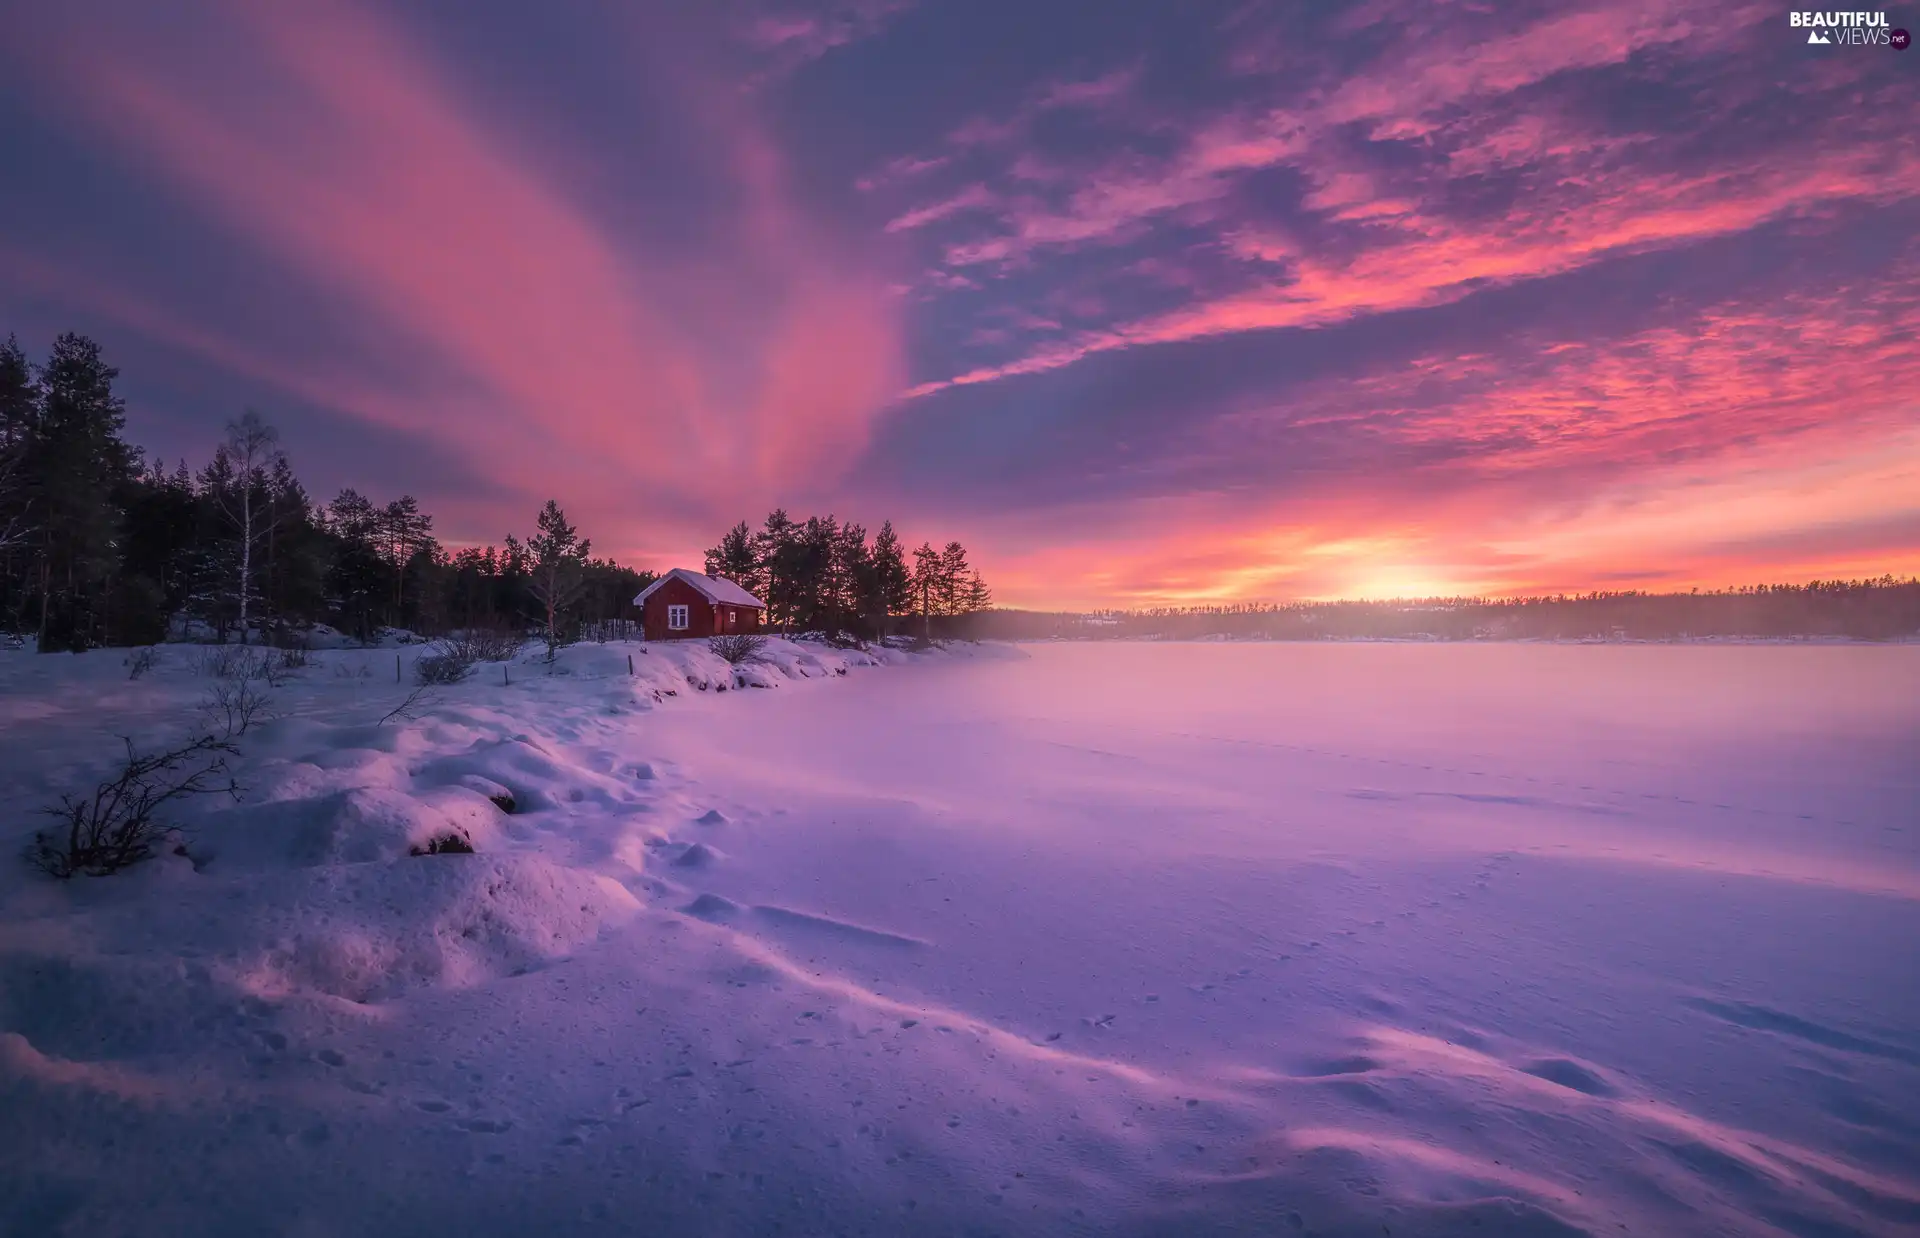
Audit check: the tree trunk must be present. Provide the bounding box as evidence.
[237,486,252,643]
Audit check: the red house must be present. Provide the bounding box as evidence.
[634,569,767,641]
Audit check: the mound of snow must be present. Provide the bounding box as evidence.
[194,785,509,871]
[230,854,641,1002]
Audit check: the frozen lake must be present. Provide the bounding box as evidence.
[1,639,1915,1235]
[647,642,1920,1232]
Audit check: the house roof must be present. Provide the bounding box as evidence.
[634,568,766,609]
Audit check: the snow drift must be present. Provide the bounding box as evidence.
[0,637,1914,1236]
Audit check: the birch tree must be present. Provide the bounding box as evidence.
[214,412,283,643]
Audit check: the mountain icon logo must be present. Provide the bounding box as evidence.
[1807,28,1831,43]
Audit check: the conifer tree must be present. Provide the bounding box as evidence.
[756,509,801,631]
[0,337,37,620]
[704,521,758,593]
[937,541,971,617]
[526,500,590,658]
[870,520,911,630]
[378,496,435,616]
[26,334,137,650]
[962,569,992,614]
[324,489,385,641]
[910,541,942,635]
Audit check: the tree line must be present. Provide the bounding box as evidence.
[971,578,1920,642]
[0,331,649,650]
[703,512,991,639]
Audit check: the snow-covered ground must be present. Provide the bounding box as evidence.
[1,639,1916,1236]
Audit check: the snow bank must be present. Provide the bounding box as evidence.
[0,638,1911,1236]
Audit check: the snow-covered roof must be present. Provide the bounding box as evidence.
[634,568,766,609]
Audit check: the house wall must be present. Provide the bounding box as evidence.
[641,578,765,641]
[642,577,716,641]
[712,603,761,636]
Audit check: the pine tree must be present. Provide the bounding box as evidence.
[910,541,942,636]
[324,489,385,641]
[789,514,840,634]
[755,509,801,632]
[704,521,759,595]
[26,334,137,651]
[836,520,876,639]
[0,335,33,453]
[870,520,911,631]
[262,454,327,633]
[937,541,971,617]
[0,336,37,624]
[962,569,992,614]
[116,455,198,639]
[377,496,434,619]
[526,500,590,659]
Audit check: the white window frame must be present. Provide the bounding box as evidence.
[667,604,689,631]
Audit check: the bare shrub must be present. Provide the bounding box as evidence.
[415,651,473,686]
[195,645,249,680]
[124,648,162,680]
[378,685,435,726]
[269,645,312,674]
[202,679,274,738]
[440,627,522,663]
[28,735,239,878]
[708,634,767,665]
[194,644,302,686]
[580,619,639,643]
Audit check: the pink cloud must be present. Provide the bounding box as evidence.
[885,184,997,233]
[906,96,1920,396]
[12,0,905,560]
[967,276,1920,607]
[738,0,914,76]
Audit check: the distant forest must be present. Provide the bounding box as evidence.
[978,579,1920,643]
[0,332,986,651]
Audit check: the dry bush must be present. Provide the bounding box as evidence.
[441,627,524,663]
[379,685,435,726]
[202,679,274,738]
[708,634,768,665]
[270,644,312,673]
[195,644,306,686]
[124,648,162,680]
[415,649,474,685]
[28,735,239,878]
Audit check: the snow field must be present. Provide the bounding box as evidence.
[0,638,1915,1236]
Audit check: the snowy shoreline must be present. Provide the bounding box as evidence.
[2,638,1915,1236]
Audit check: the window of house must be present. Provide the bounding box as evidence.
[668,604,689,630]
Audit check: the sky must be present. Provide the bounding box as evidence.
[1,0,1916,608]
